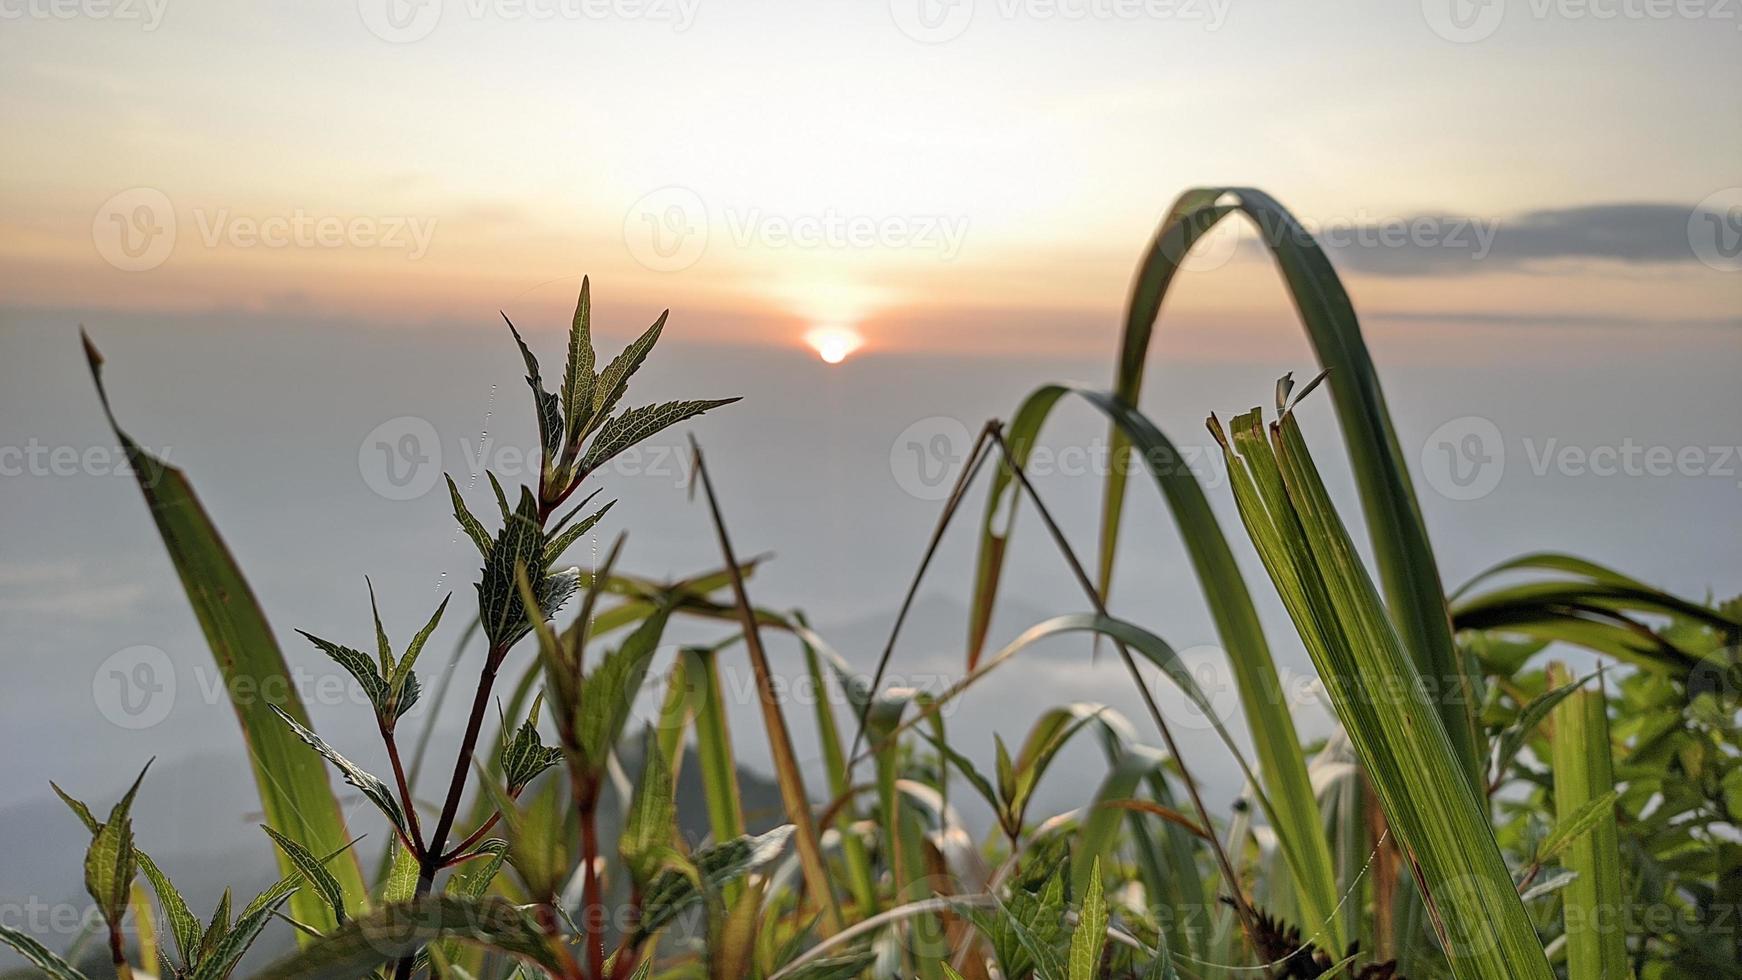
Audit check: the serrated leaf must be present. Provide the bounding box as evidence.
[84,762,149,926]
[253,895,563,980]
[269,704,407,834]
[1067,857,1107,980]
[197,843,354,979]
[579,398,738,475]
[263,826,348,924]
[541,500,614,567]
[445,840,509,900]
[297,631,388,716]
[991,892,1068,980]
[477,490,546,648]
[199,889,232,964]
[0,924,91,980]
[139,851,202,968]
[590,311,667,424]
[392,593,450,697]
[50,782,100,834]
[574,604,675,774]
[500,704,564,793]
[562,277,596,440]
[383,839,421,904]
[366,577,395,677]
[634,825,794,938]
[505,315,564,465]
[447,475,493,556]
[619,729,676,882]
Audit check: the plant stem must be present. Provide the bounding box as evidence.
[392,645,506,980]
[108,921,132,980]
[578,796,604,980]
[381,724,424,855]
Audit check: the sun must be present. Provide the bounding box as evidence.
[804,326,864,364]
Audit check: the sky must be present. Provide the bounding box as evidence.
[2,0,1738,353]
[1,0,1739,962]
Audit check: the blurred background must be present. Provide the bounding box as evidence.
[2,0,1738,964]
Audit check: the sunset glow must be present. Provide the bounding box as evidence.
[804,326,864,364]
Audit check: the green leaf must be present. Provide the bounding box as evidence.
[139,852,202,968]
[383,839,421,905]
[989,892,1067,980]
[393,593,450,696]
[921,731,1000,824]
[83,332,366,932]
[269,703,408,834]
[0,925,91,980]
[541,499,614,567]
[591,310,668,423]
[447,475,494,556]
[84,762,149,926]
[1215,401,1554,980]
[478,489,546,647]
[297,630,388,716]
[444,840,509,900]
[505,315,564,465]
[253,896,564,980]
[499,695,564,793]
[579,398,739,475]
[1067,857,1108,980]
[993,735,1017,810]
[1491,674,1587,786]
[1539,790,1622,865]
[366,577,395,677]
[972,382,1347,952]
[619,728,677,882]
[263,826,348,924]
[634,825,794,938]
[574,604,676,774]
[199,889,232,966]
[562,276,597,441]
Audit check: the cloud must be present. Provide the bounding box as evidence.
[1269,202,1717,277]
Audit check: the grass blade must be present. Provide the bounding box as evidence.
[1547,664,1628,980]
[82,333,366,932]
[1213,402,1553,980]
